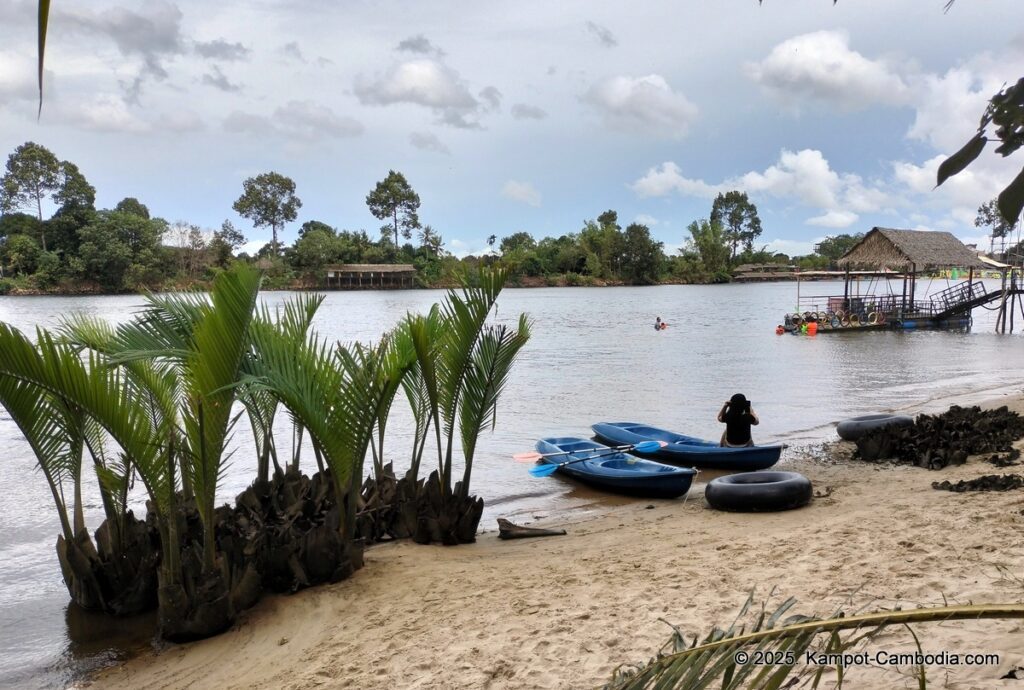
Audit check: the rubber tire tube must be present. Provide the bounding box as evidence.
[705,471,812,512]
[835,413,914,441]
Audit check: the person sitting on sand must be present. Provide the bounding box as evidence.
[718,393,759,447]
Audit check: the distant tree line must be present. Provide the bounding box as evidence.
[9,140,1006,295]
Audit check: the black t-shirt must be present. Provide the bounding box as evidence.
[725,412,753,445]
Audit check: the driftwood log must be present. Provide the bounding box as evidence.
[496,518,567,540]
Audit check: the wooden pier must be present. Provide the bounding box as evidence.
[324,264,417,290]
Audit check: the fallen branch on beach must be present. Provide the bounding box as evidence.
[605,594,1024,690]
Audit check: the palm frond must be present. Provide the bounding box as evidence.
[180,266,261,566]
[402,308,444,481]
[606,600,1024,690]
[434,268,508,488]
[0,373,77,539]
[37,0,49,117]
[0,323,172,515]
[457,314,531,496]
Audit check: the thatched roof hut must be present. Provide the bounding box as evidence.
[837,228,988,270]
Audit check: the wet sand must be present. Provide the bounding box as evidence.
[95,394,1024,690]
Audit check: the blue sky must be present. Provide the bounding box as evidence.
[1,0,1022,257]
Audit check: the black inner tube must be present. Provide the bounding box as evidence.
[705,471,812,512]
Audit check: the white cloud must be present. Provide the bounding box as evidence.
[223,101,363,141]
[510,103,547,120]
[763,238,816,257]
[630,162,722,198]
[0,51,38,101]
[632,149,892,228]
[746,30,909,110]
[56,1,185,101]
[582,74,698,139]
[807,210,858,228]
[736,149,842,209]
[409,131,450,154]
[633,213,659,226]
[156,109,204,133]
[275,100,364,139]
[60,95,152,133]
[238,240,268,256]
[354,58,482,129]
[501,180,542,207]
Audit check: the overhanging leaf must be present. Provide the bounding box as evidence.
[936,133,986,187]
[996,166,1024,225]
[38,0,50,118]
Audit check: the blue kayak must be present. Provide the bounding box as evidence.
[536,437,697,499]
[591,422,782,471]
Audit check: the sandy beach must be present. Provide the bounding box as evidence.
[94,394,1024,690]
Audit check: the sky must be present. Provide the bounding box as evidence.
[1,0,1023,257]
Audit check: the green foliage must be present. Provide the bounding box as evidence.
[76,211,166,290]
[975,198,1015,244]
[114,197,150,219]
[400,267,531,499]
[366,170,421,248]
[298,220,334,238]
[53,162,95,212]
[233,172,302,256]
[1,141,60,221]
[499,232,536,254]
[619,223,663,284]
[32,250,60,287]
[292,228,339,270]
[814,233,864,262]
[2,233,41,275]
[686,218,730,277]
[711,190,763,261]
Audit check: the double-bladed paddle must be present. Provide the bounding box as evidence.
[527,440,666,478]
[512,440,663,463]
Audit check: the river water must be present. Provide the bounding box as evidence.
[1,280,1022,687]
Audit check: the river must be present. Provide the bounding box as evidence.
[1,280,1022,687]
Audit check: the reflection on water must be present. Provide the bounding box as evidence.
[1,280,1022,686]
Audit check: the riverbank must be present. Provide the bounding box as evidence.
[93,393,1024,690]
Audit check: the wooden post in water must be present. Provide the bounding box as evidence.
[843,267,850,312]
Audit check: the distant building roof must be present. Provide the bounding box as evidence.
[325,264,416,273]
[977,253,1011,269]
[733,263,796,273]
[837,228,988,270]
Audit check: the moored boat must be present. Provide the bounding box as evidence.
[591,422,782,471]
[535,437,697,499]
